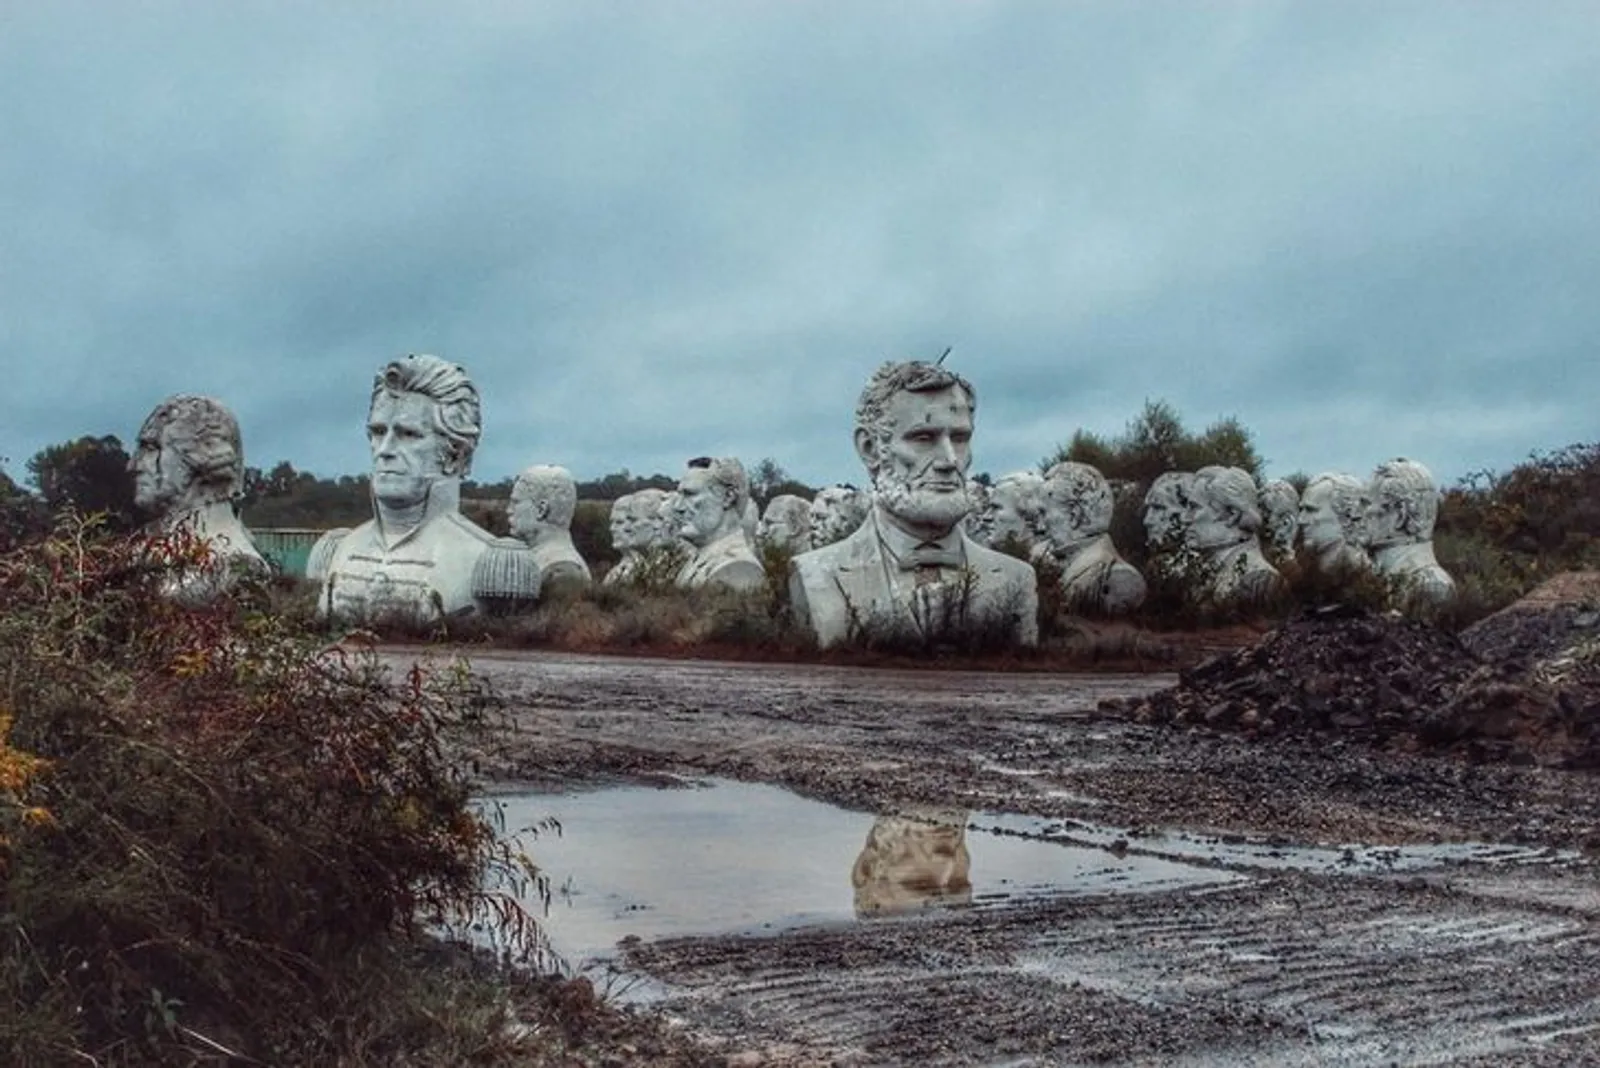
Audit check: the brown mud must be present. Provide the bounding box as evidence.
[397,638,1600,1066]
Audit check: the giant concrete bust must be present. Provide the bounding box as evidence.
[309,354,538,622]
[509,464,591,586]
[130,394,266,600]
[1258,479,1300,561]
[758,494,812,556]
[1142,471,1195,553]
[984,470,1044,553]
[1185,465,1284,604]
[808,484,870,548]
[788,360,1038,649]
[1299,472,1373,575]
[1367,458,1455,604]
[669,456,765,592]
[1039,461,1146,615]
[603,488,670,586]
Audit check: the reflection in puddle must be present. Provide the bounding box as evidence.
[852,808,972,916]
[489,778,1576,970]
[489,779,1236,965]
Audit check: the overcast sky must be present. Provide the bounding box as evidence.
[3,2,1595,492]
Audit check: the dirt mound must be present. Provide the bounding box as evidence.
[1105,602,1600,768]
[1459,570,1600,670]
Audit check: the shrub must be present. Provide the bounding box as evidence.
[0,514,544,1065]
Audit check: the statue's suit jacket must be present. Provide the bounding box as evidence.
[1207,539,1284,604]
[676,529,765,592]
[1056,533,1147,615]
[789,518,1038,650]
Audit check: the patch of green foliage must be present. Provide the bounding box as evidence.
[1043,399,1264,484]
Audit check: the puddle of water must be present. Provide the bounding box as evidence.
[486,778,1581,970]
[977,812,1578,876]
[489,779,1237,965]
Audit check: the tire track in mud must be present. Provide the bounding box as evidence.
[393,648,1600,1064]
[627,868,1600,1066]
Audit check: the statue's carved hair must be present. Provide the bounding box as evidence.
[1043,461,1114,536]
[685,456,750,512]
[855,360,976,449]
[1305,472,1369,537]
[138,394,245,502]
[1370,457,1439,536]
[1193,465,1263,534]
[513,464,578,528]
[370,353,481,476]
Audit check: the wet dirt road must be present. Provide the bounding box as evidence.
[403,647,1600,1066]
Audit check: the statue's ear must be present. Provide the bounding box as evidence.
[439,440,469,478]
[1397,495,1420,535]
[854,427,878,475]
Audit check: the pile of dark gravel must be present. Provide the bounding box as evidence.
[1101,587,1600,769]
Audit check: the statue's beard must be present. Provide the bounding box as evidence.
[874,469,970,531]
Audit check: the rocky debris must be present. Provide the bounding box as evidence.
[1101,595,1600,769]
[1459,571,1600,684]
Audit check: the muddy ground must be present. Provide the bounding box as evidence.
[400,645,1600,1066]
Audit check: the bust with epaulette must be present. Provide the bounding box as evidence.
[310,353,541,625]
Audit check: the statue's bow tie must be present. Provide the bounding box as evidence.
[900,543,963,570]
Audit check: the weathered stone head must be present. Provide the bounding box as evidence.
[367,354,481,510]
[985,470,1044,550]
[610,489,668,553]
[608,492,638,552]
[509,464,577,541]
[1142,471,1195,551]
[1185,466,1262,551]
[1258,479,1300,559]
[1039,462,1114,550]
[854,360,976,536]
[670,456,750,549]
[1367,458,1440,549]
[758,494,812,555]
[808,484,870,548]
[130,394,246,518]
[1299,472,1370,559]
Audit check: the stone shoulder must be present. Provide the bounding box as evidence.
[441,510,501,545]
[306,525,360,583]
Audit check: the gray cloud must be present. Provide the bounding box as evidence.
[2,2,1595,493]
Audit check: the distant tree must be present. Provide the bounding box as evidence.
[747,457,816,506]
[575,470,677,501]
[26,435,137,529]
[1,462,50,550]
[239,464,371,529]
[1042,399,1264,484]
[1191,415,1262,477]
[462,476,514,499]
[749,458,787,507]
